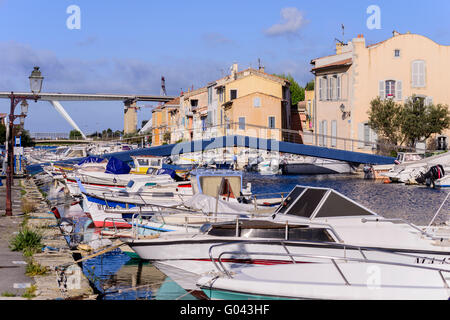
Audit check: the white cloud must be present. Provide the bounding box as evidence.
[265,7,307,37]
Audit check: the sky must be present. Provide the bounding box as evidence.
[0,0,449,135]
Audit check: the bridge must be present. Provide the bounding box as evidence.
[103,135,396,165]
[0,92,176,139]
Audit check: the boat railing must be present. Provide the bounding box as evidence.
[207,240,450,287]
[361,217,450,240]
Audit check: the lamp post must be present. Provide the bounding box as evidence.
[5,67,43,217]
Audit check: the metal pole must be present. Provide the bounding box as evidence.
[5,93,15,217]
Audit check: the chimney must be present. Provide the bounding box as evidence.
[231,63,238,78]
[392,30,400,37]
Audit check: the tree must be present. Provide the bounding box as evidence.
[20,130,35,147]
[305,80,315,91]
[401,97,450,147]
[368,96,450,149]
[368,97,403,146]
[69,130,82,140]
[274,73,305,107]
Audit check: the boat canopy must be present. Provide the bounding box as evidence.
[105,157,131,174]
[77,156,105,166]
[276,186,378,219]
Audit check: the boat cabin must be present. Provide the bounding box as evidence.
[131,155,164,174]
[395,152,425,164]
[190,169,244,200]
[275,186,378,220]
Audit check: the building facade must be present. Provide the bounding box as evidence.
[311,32,450,152]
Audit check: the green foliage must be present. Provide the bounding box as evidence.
[69,130,82,140]
[0,124,34,147]
[21,285,37,299]
[368,97,404,146]
[25,261,49,277]
[305,80,315,91]
[1,291,17,297]
[9,228,43,255]
[368,96,450,148]
[274,73,305,106]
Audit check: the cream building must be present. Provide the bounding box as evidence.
[311,31,450,152]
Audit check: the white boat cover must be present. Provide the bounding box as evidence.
[184,193,256,214]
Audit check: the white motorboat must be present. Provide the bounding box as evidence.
[197,247,450,300]
[382,151,450,183]
[124,185,450,292]
[280,155,356,175]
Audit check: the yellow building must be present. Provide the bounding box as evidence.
[311,31,450,152]
[217,66,291,140]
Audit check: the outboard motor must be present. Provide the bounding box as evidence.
[363,164,375,180]
[416,165,445,188]
[50,207,61,220]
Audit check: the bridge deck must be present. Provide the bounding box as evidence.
[106,135,395,165]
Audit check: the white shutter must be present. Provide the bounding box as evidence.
[379,80,385,99]
[419,61,426,87]
[318,121,323,146]
[323,120,328,147]
[331,120,337,147]
[358,123,365,148]
[412,61,418,87]
[425,96,433,106]
[337,76,341,100]
[396,80,403,101]
[328,78,332,101]
[319,78,323,101]
[370,128,378,148]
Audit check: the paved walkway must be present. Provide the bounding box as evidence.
[0,179,34,299]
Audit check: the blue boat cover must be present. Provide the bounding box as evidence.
[77,156,105,166]
[105,157,131,174]
[155,168,177,179]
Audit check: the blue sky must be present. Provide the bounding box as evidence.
[0,0,449,134]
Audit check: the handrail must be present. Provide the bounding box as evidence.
[361,217,450,240]
[214,249,450,289]
[207,239,450,278]
[207,240,450,289]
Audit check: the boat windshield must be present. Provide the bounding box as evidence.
[276,186,377,219]
[206,220,335,242]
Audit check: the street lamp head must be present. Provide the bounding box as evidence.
[20,100,29,116]
[29,66,44,95]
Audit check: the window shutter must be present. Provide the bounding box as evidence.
[358,123,365,148]
[379,80,385,99]
[318,121,323,146]
[337,76,341,100]
[319,78,323,101]
[419,62,426,87]
[412,61,418,87]
[323,120,328,147]
[370,128,378,145]
[396,80,403,101]
[425,96,433,106]
[331,120,337,147]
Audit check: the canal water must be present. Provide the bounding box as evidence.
[29,165,450,300]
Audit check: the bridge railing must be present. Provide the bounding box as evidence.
[144,121,425,156]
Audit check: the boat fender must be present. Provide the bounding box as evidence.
[51,207,61,220]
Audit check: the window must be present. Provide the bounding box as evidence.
[330,77,336,100]
[322,120,327,146]
[230,89,237,100]
[239,117,246,130]
[385,80,396,98]
[201,117,207,131]
[190,99,198,107]
[217,87,224,102]
[394,49,400,57]
[208,87,213,105]
[268,116,276,129]
[253,97,261,107]
[364,123,371,146]
[412,60,426,87]
[319,77,327,101]
[379,80,402,100]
